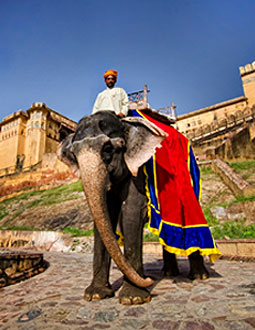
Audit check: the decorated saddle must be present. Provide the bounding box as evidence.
[130,109,221,263]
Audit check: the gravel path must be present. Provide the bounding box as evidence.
[1,251,255,329]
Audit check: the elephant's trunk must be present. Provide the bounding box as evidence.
[76,146,153,288]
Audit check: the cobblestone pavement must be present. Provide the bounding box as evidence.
[1,251,255,329]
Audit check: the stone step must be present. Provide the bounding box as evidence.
[0,249,47,287]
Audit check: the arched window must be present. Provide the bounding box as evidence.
[203,124,211,134]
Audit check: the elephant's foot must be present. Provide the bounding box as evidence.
[84,283,114,301]
[118,281,151,305]
[164,266,180,277]
[188,251,209,280]
[162,249,180,277]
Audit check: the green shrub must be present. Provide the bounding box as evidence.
[0,225,37,231]
[63,226,94,237]
[200,167,213,175]
[143,231,158,242]
[229,160,255,172]
[0,211,8,220]
[211,221,255,239]
[203,206,218,227]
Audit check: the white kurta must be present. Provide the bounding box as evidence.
[92,87,129,116]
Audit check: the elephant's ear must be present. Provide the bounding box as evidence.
[57,133,81,178]
[122,117,168,176]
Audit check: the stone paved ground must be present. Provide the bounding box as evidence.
[1,251,255,329]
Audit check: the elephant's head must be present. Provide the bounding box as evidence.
[58,111,167,287]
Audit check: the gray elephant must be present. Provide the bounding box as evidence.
[58,110,209,305]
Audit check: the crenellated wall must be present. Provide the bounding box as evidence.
[240,61,255,108]
[176,59,255,160]
[0,104,77,176]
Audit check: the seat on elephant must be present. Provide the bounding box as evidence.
[129,109,221,263]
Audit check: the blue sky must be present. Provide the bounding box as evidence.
[1,0,255,122]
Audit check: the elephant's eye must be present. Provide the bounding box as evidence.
[99,119,124,139]
[101,141,114,165]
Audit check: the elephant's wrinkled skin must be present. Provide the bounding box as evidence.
[58,111,209,305]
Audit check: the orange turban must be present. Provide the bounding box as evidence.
[104,69,118,79]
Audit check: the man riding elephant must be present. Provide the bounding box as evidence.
[58,106,221,305]
[92,69,129,118]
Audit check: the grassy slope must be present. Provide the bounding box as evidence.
[0,160,254,239]
[200,163,255,239]
[229,160,255,185]
[0,181,86,233]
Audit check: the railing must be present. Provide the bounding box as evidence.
[128,86,177,122]
[0,161,42,178]
[128,85,150,102]
[0,166,16,177]
[188,109,255,143]
[156,103,176,121]
[128,85,149,110]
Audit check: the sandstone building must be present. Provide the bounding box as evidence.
[175,60,255,159]
[0,103,76,176]
[176,60,255,136]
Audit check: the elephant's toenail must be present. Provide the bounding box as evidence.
[202,274,208,280]
[143,295,152,303]
[132,296,143,305]
[119,297,132,305]
[84,294,92,301]
[92,294,101,300]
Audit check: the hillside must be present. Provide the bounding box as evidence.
[0,181,93,232]
[0,160,254,239]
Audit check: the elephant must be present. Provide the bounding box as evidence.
[58,110,209,305]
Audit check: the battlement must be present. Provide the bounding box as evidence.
[31,102,47,108]
[2,110,28,123]
[239,61,255,77]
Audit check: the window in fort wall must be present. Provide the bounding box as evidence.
[31,112,42,119]
[2,120,19,131]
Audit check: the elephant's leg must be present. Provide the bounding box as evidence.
[188,250,209,280]
[84,188,121,301]
[162,248,180,277]
[84,224,115,300]
[118,180,151,305]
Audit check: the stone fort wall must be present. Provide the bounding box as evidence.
[0,103,77,176]
[176,60,255,140]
